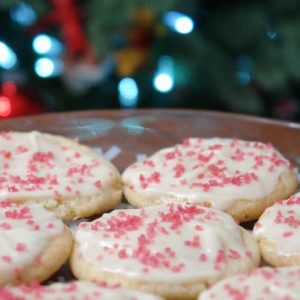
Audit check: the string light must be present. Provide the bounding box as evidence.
[34,58,63,78]
[0,96,12,117]
[10,2,36,26]
[153,56,174,93]
[0,41,18,70]
[32,34,63,56]
[163,11,194,34]
[118,77,139,108]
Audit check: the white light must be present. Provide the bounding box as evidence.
[175,16,194,34]
[153,74,174,93]
[163,11,194,34]
[118,77,139,107]
[33,35,51,54]
[10,2,36,26]
[34,58,63,78]
[32,34,63,56]
[0,42,18,70]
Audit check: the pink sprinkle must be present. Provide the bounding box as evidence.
[195,225,204,231]
[215,250,225,264]
[245,251,252,258]
[16,145,28,153]
[118,249,128,259]
[283,231,293,237]
[184,235,201,248]
[1,255,12,263]
[173,163,186,178]
[47,223,55,229]
[5,207,31,220]
[16,243,26,252]
[27,219,34,225]
[34,256,42,265]
[65,186,72,192]
[228,249,241,260]
[94,180,102,188]
[171,262,185,273]
[199,254,207,262]
[0,222,11,230]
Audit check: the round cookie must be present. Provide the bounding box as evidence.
[70,204,260,300]
[0,131,122,220]
[0,200,73,287]
[253,192,300,267]
[0,281,164,300]
[199,266,300,300]
[122,138,297,222]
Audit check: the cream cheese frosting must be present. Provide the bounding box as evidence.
[0,281,163,300]
[0,131,117,200]
[0,200,63,284]
[122,138,293,210]
[74,204,259,283]
[199,266,300,300]
[253,192,300,256]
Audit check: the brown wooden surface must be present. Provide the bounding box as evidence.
[1,109,300,171]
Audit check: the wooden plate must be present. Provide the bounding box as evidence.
[1,109,299,281]
[1,109,300,171]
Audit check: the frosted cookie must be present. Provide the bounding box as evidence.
[122,138,297,222]
[253,192,300,267]
[199,266,300,300]
[0,281,164,300]
[0,131,122,220]
[0,200,73,287]
[71,204,260,300]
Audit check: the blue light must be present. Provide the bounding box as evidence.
[153,74,174,93]
[153,56,175,93]
[33,34,63,56]
[118,77,139,107]
[0,42,18,70]
[10,2,36,26]
[163,11,194,34]
[266,30,278,40]
[236,70,251,86]
[34,58,63,78]
[236,55,252,86]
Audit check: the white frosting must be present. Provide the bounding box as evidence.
[0,281,163,300]
[75,204,258,283]
[199,266,300,300]
[0,200,63,284]
[122,138,293,210]
[253,192,300,256]
[0,131,117,200]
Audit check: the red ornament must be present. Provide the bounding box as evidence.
[32,0,92,59]
[0,82,44,118]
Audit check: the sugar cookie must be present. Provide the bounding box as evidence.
[71,204,260,300]
[122,138,297,222]
[0,200,72,286]
[0,281,164,300]
[199,266,300,300]
[253,192,300,267]
[0,131,122,220]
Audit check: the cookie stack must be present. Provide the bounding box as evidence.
[0,132,299,300]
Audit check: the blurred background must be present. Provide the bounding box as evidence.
[1,0,300,121]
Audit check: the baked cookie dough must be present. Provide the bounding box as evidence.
[122,138,297,222]
[0,281,164,300]
[0,200,73,287]
[0,131,122,220]
[253,192,300,267]
[71,204,260,300]
[199,266,300,300]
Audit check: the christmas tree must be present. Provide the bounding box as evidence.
[1,0,300,120]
